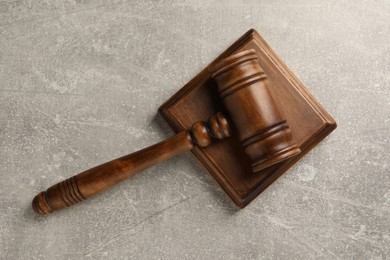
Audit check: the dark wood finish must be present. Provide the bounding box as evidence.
[210,49,301,172]
[33,28,336,215]
[32,113,231,215]
[159,28,337,208]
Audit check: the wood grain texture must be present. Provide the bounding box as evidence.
[32,28,336,215]
[32,113,231,215]
[158,28,337,208]
[210,49,301,172]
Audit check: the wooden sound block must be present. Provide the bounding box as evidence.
[158,29,336,208]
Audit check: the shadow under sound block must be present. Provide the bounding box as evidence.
[159,29,336,208]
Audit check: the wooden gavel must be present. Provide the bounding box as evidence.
[32,49,301,215]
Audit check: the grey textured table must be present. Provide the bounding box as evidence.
[1,1,389,259]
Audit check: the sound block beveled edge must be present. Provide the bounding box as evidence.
[158,29,336,208]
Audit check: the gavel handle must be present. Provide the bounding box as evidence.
[32,113,231,216]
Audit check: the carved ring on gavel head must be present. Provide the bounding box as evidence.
[210,49,301,172]
[32,49,300,216]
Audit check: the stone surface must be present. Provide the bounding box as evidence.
[0,0,389,259]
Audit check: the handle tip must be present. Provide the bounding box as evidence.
[32,192,53,216]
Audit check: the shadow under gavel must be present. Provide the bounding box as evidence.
[32,49,300,216]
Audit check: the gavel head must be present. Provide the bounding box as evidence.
[210,49,301,172]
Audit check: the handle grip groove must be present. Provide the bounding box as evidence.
[32,176,86,215]
[59,176,85,206]
[32,113,231,216]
